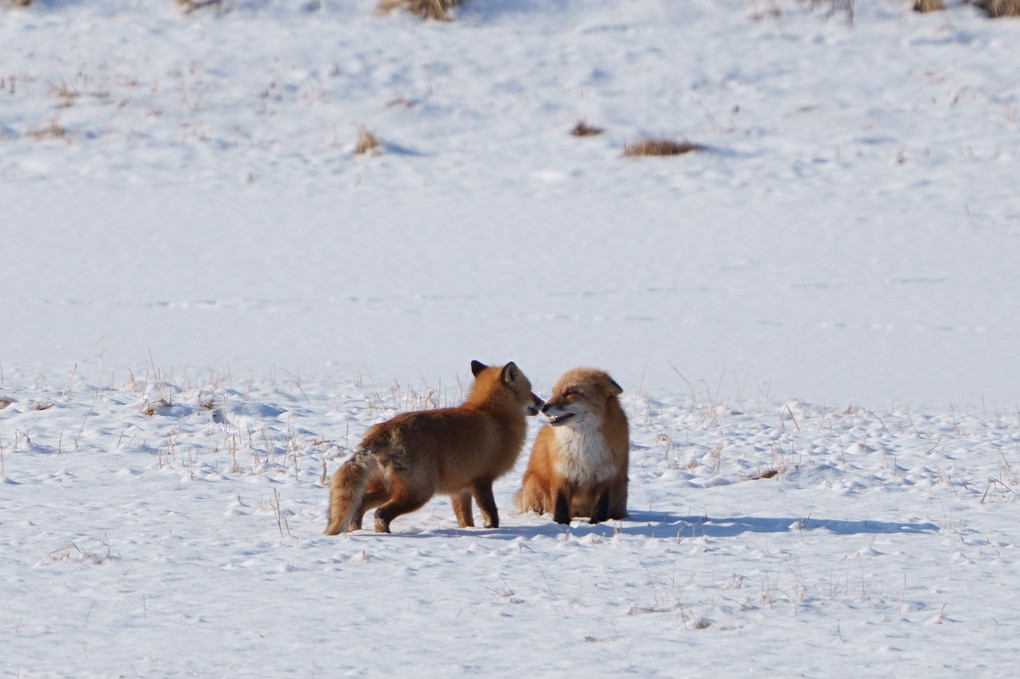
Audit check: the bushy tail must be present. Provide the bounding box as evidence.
[325,449,381,535]
[513,486,527,514]
[514,472,547,516]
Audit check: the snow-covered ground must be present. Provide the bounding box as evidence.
[3,0,1020,676]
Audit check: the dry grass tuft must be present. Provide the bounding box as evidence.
[378,0,463,21]
[8,0,34,6]
[27,117,69,141]
[571,120,604,137]
[387,96,419,109]
[977,0,1020,16]
[623,137,705,158]
[49,80,80,108]
[354,126,382,155]
[912,0,944,12]
[142,398,172,416]
[178,0,222,14]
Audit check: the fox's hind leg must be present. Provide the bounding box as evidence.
[608,471,628,520]
[452,489,475,528]
[352,475,391,530]
[373,485,432,533]
[470,479,499,529]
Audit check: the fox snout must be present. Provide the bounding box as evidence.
[527,392,545,416]
[541,398,579,425]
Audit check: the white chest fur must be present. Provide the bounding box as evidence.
[551,421,615,485]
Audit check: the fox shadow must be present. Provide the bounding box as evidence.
[419,510,939,540]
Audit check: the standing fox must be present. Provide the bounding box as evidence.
[515,368,629,525]
[326,361,542,534]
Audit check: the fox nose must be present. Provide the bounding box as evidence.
[540,402,552,414]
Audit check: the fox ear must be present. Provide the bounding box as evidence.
[606,375,623,396]
[501,362,521,384]
[471,360,488,377]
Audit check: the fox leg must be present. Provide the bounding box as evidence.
[553,488,571,525]
[451,488,475,528]
[352,477,391,530]
[589,489,610,525]
[373,486,431,533]
[608,472,628,520]
[470,479,499,529]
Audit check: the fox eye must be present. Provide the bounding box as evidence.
[562,388,580,398]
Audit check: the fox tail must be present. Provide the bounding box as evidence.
[325,448,382,535]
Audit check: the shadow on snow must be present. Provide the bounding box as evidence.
[406,510,940,540]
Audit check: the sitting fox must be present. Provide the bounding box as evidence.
[515,368,629,524]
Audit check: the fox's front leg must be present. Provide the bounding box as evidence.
[452,488,475,528]
[589,489,610,525]
[553,488,571,525]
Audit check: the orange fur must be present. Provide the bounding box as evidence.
[326,361,540,534]
[515,368,629,524]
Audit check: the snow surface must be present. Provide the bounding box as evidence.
[3,0,1020,676]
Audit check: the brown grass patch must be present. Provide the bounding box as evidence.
[0,398,13,410]
[8,0,34,6]
[378,0,463,21]
[354,126,382,155]
[977,0,1020,16]
[623,137,705,157]
[571,120,604,137]
[912,0,944,12]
